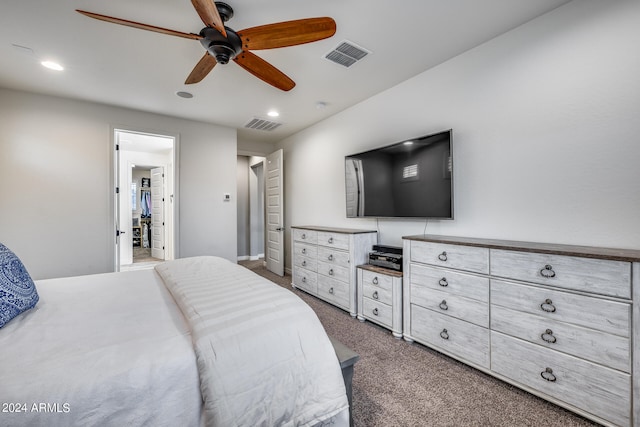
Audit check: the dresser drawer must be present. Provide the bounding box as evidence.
[293,268,317,294]
[318,261,350,283]
[411,304,489,368]
[360,269,393,292]
[362,282,392,305]
[293,228,317,244]
[362,298,392,328]
[411,285,489,327]
[491,305,630,372]
[293,242,317,260]
[491,332,630,427]
[410,263,489,302]
[410,241,489,274]
[293,254,317,272]
[317,275,349,308]
[317,246,350,268]
[317,231,350,250]
[491,279,630,337]
[490,249,631,298]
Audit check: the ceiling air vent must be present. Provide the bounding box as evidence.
[244,117,282,131]
[324,40,370,68]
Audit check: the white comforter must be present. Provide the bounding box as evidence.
[0,269,202,427]
[154,256,349,427]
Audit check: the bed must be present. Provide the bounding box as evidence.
[0,252,350,427]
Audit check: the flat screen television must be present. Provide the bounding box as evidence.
[345,129,453,219]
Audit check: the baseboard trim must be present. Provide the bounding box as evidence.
[237,254,266,262]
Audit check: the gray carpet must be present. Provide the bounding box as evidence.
[239,260,599,427]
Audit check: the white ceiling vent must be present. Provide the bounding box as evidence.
[324,40,370,68]
[244,117,282,131]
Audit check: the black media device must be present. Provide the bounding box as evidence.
[368,244,403,271]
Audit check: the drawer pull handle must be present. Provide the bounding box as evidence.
[540,299,556,313]
[440,329,449,340]
[328,254,333,261]
[301,248,306,254]
[540,367,557,382]
[302,260,306,266]
[438,251,448,262]
[301,233,306,239]
[328,269,334,276]
[541,329,557,344]
[372,291,379,300]
[373,308,379,316]
[328,237,334,244]
[302,277,307,283]
[439,277,448,287]
[439,300,448,311]
[540,265,556,278]
[372,277,379,285]
[329,287,334,294]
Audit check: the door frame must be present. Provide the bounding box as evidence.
[111,126,180,271]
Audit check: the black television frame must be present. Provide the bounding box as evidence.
[344,129,453,219]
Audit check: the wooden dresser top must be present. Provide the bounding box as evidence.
[403,234,640,262]
[292,226,377,234]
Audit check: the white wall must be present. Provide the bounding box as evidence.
[0,88,237,279]
[277,0,640,268]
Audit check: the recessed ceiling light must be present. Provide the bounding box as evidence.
[41,61,64,71]
[176,91,193,99]
[403,141,414,145]
[267,110,279,117]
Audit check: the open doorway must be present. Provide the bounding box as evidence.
[238,156,265,262]
[237,149,284,276]
[115,129,176,271]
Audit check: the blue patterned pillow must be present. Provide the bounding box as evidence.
[0,243,39,328]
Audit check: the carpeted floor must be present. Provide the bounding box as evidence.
[239,260,599,427]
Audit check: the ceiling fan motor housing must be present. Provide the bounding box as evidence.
[200,26,243,64]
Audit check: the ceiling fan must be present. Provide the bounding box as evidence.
[76,1,336,91]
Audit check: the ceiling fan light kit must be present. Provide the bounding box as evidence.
[77,0,336,91]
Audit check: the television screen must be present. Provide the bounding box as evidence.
[345,129,453,219]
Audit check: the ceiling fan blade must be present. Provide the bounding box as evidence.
[234,51,295,91]
[190,0,227,37]
[76,10,202,40]
[185,53,217,84]
[238,17,336,50]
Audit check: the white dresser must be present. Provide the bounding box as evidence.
[292,226,377,316]
[403,234,640,427]
[357,265,403,338]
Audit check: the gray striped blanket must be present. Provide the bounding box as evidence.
[155,256,349,426]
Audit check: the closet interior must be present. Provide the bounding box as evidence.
[131,169,156,262]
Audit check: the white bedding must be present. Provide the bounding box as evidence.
[155,256,349,426]
[0,268,202,427]
[0,257,349,427]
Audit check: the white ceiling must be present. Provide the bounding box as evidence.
[0,0,571,144]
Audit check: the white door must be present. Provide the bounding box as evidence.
[265,149,284,276]
[151,167,165,260]
[114,142,121,270]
